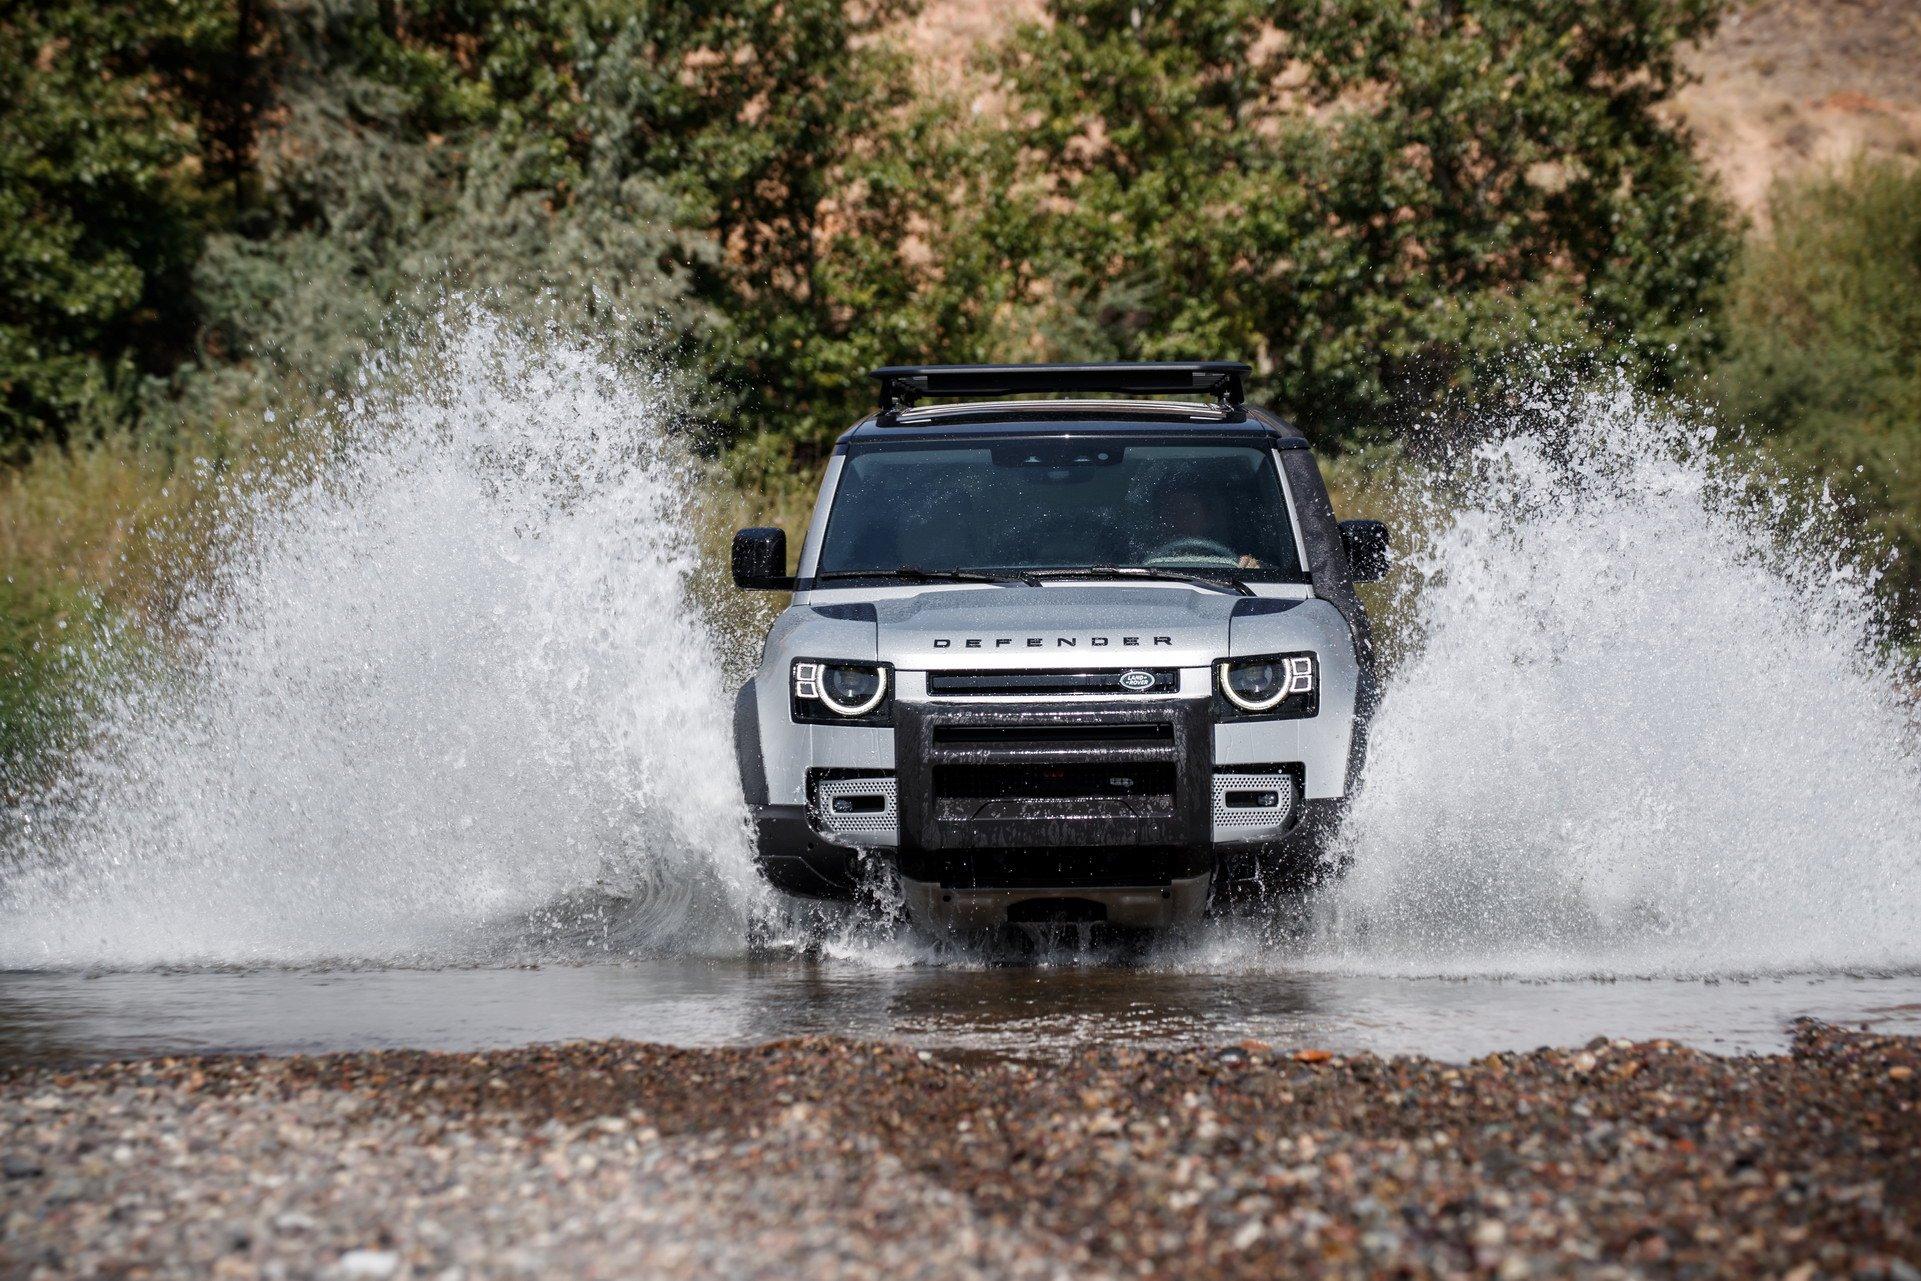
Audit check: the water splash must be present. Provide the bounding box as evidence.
[6,336,1919,980]
[0,310,764,968]
[1300,378,1921,977]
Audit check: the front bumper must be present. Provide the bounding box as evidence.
[749,691,1320,925]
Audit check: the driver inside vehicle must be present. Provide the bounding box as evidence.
[1146,474,1267,570]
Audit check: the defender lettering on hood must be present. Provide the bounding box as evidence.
[931,635,1174,649]
[870,584,1239,668]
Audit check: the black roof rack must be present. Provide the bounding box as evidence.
[869,361,1250,413]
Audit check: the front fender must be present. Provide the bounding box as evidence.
[733,679,766,808]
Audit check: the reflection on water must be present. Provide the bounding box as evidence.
[3,960,1919,1067]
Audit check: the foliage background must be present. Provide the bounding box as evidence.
[2,0,1918,775]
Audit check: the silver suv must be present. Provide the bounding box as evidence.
[731,363,1388,932]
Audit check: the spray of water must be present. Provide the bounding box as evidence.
[0,310,764,968]
[4,323,1917,979]
[1295,378,1921,977]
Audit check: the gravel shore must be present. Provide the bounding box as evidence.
[3,1021,1916,1279]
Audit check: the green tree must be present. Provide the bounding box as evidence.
[192,0,929,446]
[976,0,1737,446]
[720,80,1041,464]
[0,0,242,455]
[630,0,930,454]
[192,0,721,410]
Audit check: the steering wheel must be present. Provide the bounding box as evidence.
[1145,536,1239,566]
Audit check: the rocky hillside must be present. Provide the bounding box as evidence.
[1678,0,1921,216]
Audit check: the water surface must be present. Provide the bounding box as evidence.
[5,961,1917,1066]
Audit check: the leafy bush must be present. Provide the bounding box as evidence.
[1704,159,1921,620]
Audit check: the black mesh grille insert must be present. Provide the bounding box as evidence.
[930,722,1173,747]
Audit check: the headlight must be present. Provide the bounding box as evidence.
[792,659,891,721]
[1216,653,1317,717]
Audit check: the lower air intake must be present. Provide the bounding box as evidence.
[815,775,899,838]
[1211,771,1296,833]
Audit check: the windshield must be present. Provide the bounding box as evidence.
[815,438,1306,581]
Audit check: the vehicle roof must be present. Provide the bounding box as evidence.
[836,400,1308,450]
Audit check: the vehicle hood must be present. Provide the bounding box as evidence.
[873,584,1239,669]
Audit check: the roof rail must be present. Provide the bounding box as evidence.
[869,361,1250,413]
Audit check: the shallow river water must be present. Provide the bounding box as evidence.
[4,961,1920,1066]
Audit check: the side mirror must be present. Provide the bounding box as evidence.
[731,526,793,590]
[1339,519,1390,582]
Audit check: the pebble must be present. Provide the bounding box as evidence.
[328,1249,401,1279]
[0,1019,1913,1279]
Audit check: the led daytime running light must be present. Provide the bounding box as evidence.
[1218,654,1315,712]
[793,661,889,717]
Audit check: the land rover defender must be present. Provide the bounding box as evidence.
[731,362,1388,932]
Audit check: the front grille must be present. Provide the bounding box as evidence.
[892,699,1211,860]
[931,722,1172,748]
[1211,770,1297,832]
[926,668,1179,698]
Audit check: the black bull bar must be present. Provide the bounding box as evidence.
[891,700,1214,885]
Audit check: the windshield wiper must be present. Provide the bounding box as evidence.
[1021,565,1253,596]
[814,566,1037,587]
[813,565,1249,594]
